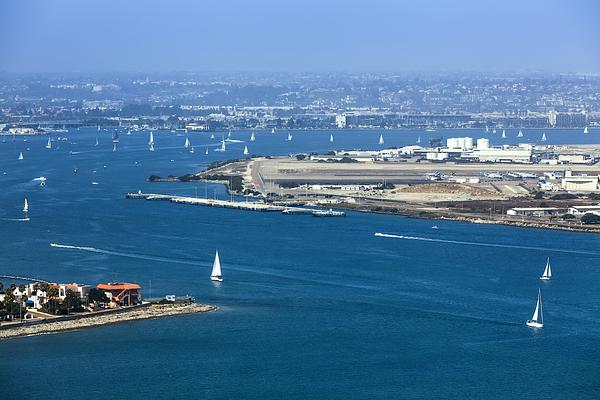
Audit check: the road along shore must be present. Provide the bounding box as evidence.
[0,303,217,340]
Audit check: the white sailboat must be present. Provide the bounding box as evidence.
[540,257,552,280]
[205,148,209,155]
[215,137,226,152]
[330,134,334,143]
[287,132,293,141]
[243,145,249,155]
[517,129,523,138]
[271,128,276,134]
[501,129,507,139]
[541,132,547,142]
[485,126,489,133]
[45,138,52,149]
[184,137,191,148]
[584,126,589,134]
[112,143,117,152]
[416,136,421,144]
[210,250,223,282]
[149,131,155,151]
[526,289,544,328]
[227,130,231,139]
[492,128,497,134]
[23,198,29,213]
[210,133,215,139]
[95,137,99,146]
[18,151,24,160]
[250,132,256,142]
[378,134,384,145]
[190,147,195,154]
[127,129,131,136]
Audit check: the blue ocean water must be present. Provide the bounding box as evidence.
[1,128,600,399]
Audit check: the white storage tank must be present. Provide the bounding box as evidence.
[477,138,489,149]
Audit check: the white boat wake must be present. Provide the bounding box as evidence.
[374,232,600,256]
[2,217,30,222]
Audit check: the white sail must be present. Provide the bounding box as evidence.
[46,138,52,149]
[526,289,544,328]
[210,133,215,139]
[221,139,226,151]
[501,129,507,139]
[541,258,552,280]
[113,143,117,152]
[541,132,547,142]
[205,148,209,155]
[485,126,489,133]
[184,137,191,148]
[330,134,334,143]
[531,295,540,322]
[149,142,155,152]
[211,250,222,280]
[228,130,231,138]
[517,129,523,138]
[149,131,154,145]
[416,136,421,144]
[190,147,195,154]
[23,198,29,213]
[250,132,256,142]
[243,145,249,155]
[379,134,384,145]
[271,128,275,134]
[584,127,589,134]
[492,128,496,134]
[95,137,99,146]
[18,152,24,160]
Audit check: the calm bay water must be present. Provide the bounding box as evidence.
[1,128,600,399]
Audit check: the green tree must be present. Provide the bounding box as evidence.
[581,213,600,225]
[88,288,109,304]
[63,289,82,313]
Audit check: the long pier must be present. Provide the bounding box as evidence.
[0,275,51,284]
[126,192,345,216]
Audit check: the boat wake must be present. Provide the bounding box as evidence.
[49,243,198,265]
[374,232,600,256]
[3,217,30,222]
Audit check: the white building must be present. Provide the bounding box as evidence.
[335,114,347,129]
[568,205,600,216]
[475,147,532,163]
[561,172,600,193]
[476,138,490,149]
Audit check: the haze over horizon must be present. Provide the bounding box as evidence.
[1,0,600,74]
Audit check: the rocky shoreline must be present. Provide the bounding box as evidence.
[0,303,217,340]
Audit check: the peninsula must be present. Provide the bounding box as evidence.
[149,141,600,233]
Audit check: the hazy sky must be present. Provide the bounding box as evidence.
[1,0,599,73]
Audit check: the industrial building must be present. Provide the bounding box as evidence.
[561,172,600,193]
[506,207,562,217]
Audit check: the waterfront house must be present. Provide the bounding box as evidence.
[97,283,142,307]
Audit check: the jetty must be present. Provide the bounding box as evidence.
[125,192,345,216]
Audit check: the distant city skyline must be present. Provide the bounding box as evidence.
[1,0,600,73]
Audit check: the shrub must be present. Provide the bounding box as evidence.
[581,213,600,224]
